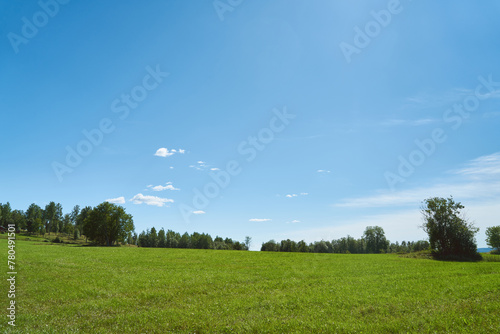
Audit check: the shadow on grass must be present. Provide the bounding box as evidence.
[432,253,483,262]
[400,250,487,262]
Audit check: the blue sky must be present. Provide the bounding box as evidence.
[1,0,500,249]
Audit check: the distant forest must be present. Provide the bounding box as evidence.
[0,201,431,254]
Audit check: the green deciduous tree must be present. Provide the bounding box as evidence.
[83,202,134,246]
[0,202,13,228]
[77,206,92,241]
[485,226,500,251]
[26,203,43,235]
[297,240,308,252]
[363,226,388,253]
[158,228,166,247]
[244,236,252,250]
[421,197,479,258]
[12,209,26,230]
[62,214,74,236]
[261,240,279,251]
[166,230,179,248]
[150,227,158,248]
[179,232,190,248]
[43,202,57,235]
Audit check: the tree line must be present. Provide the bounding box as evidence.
[261,226,430,254]
[261,197,500,259]
[0,201,133,246]
[0,201,249,250]
[1,197,499,258]
[136,228,251,250]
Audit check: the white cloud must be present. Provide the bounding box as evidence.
[154,148,173,157]
[453,152,500,178]
[249,218,271,222]
[154,148,185,158]
[193,210,206,215]
[285,193,308,198]
[147,182,180,191]
[334,181,500,208]
[190,160,211,171]
[105,196,125,204]
[130,193,174,207]
[334,152,500,209]
[286,220,301,224]
[317,170,331,173]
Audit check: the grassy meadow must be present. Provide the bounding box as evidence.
[1,238,499,333]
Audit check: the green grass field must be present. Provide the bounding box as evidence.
[1,238,499,333]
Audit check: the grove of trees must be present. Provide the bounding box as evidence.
[261,226,430,254]
[1,201,134,246]
[136,228,250,251]
[83,202,134,246]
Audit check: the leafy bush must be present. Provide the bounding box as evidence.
[73,228,80,240]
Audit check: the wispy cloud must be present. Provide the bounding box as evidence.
[190,160,218,171]
[403,88,473,109]
[285,193,308,198]
[453,152,500,178]
[334,152,500,209]
[147,182,180,191]
[402,86,500,113]
[317,170,331,174]
[130,193,174,207]
[249,218,271,222]
[154,148,186,157]
[105,196,125,204]
[380,118,436,127]
[286,219,301,224]
[193,210,205,215]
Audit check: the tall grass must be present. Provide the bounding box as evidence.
[1,239,499,333]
